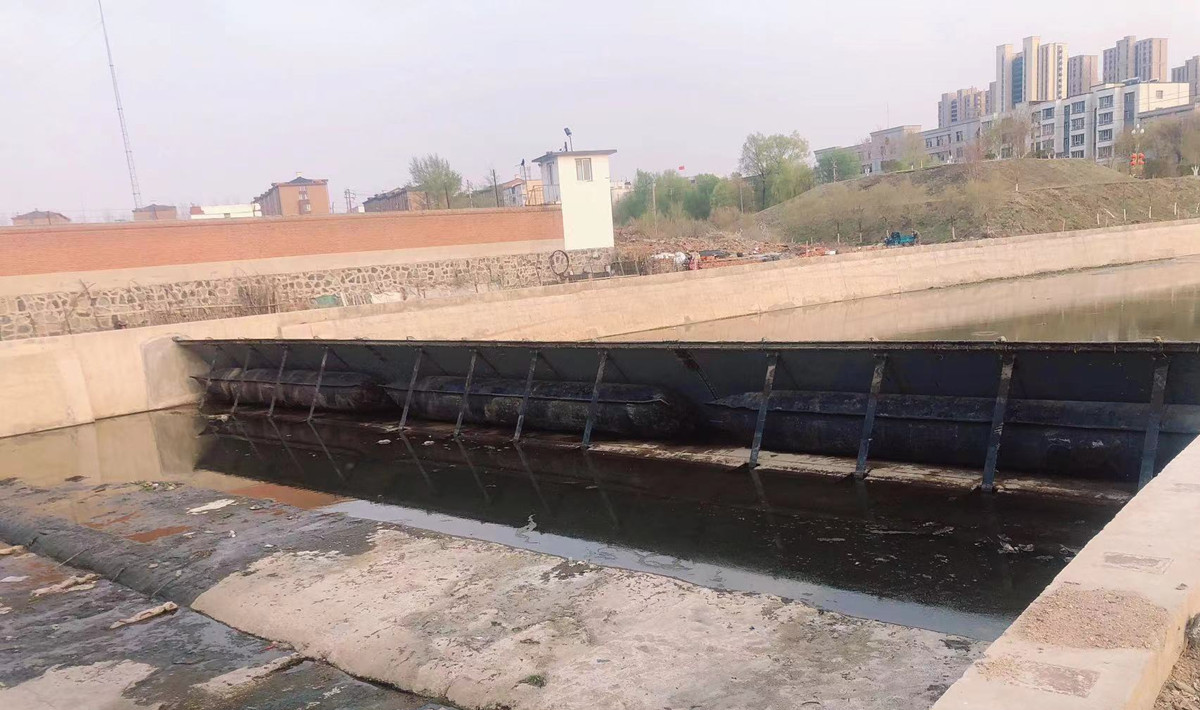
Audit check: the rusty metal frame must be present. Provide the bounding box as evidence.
[1139,356,1171,489]
[982,353,1016,493]
[513,349,540,442]
[267,345,290,419]
[399,348,424,430]
[454,349,479,438]
[305,346,330,424]
[582,349,609,449]
[748,351,779,470]
[854,354,888,479]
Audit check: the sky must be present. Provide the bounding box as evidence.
[2,0,1199,219]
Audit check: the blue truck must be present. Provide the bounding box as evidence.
[884,230,920,247]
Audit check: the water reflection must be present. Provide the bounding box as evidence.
[197,414,1115,640]
[0,409,1119,640]
[619,257,1200,342]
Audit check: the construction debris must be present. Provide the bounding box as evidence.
[0,545,26,556]
[187,499,237,515]
[109,601,179,629]
[31,573,100,597]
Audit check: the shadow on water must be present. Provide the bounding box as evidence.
[198,414,1118,640]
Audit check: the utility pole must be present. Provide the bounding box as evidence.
[98,0,141,209]
[651,178,657,235]
[491,168,500,207]
[344,189,355,213]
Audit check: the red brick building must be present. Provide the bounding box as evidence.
[132,204,178,221]
[255,176,331,217]
[363,186,429,212]
[11,210,71,226]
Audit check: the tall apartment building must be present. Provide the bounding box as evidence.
[1171,55,1200,100]
[937,87,986,127]
[254,176,331,217]
[1038,42,1068,100]
[1104,36,1169,83]
[996,36,1069,110]
[1067,55,1099,97]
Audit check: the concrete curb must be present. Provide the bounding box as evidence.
[933,437,1200,709]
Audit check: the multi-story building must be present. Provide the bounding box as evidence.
[131,204,177,221]
[1038,42,1069,100]
[995,44,1015,112]
[1104,36,1169,83]
[1172,55,1200,99]
[362,186,429,212]
[1067,55,1099,97]
[497,177,545,207]
[996,37,1071,110]
[10,210,70,226]
[937,87,986,128]
[254,176,330,217]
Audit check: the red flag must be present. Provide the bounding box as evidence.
[678,165,685,171]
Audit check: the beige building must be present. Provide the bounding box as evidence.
[1104,36,1169,83]
[132,204,177,221]
[498,177,545,207]
[937,87,986,127]
[255,176,330,217]
[1172,56,1200,100]
[11,210,70,226]
[1067,55,1098,97]
[362,186,429,212]
[1038,42,1068,100]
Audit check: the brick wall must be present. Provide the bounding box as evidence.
[0,207,564,277]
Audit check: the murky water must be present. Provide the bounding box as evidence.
[621,257,1200,342]
[0,409,1116,641]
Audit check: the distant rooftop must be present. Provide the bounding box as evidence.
[532,149,617,164]
[133,203,175,212]
[13,210,69,221]
[274,176,328,187]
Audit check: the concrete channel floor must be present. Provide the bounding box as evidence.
[0,472,985,710]
[0,550,441,710]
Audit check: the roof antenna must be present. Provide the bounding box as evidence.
[98,0,142,209]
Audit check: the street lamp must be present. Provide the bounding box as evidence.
[564,127,573,151]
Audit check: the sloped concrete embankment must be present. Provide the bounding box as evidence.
[934,435,1200,709]
[0,476,981,710]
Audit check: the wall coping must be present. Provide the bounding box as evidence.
[0,204,563,236]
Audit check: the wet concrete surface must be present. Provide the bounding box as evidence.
[0,427,986,710]
[0,408,1117,641]
[620,257,1200,342]
[0,550,435,709]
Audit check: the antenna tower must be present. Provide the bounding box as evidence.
[98,0,142,208]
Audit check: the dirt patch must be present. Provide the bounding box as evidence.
[1013,585,1169,649]
[125,525,193,543]
[540,560,597,582]
[978,655,1098,697]
[1155,618,1200,709]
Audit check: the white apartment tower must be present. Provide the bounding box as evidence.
[1038,42,1069,100]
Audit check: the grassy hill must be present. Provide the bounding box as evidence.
[759,159,1200,245]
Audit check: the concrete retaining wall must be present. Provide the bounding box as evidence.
[283,217,1200,341]
[933,434,1200,709]
[1,218,1200,439]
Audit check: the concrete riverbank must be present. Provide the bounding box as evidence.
[3,219,1200,439]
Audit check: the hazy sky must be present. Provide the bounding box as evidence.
[3,0,1199,218]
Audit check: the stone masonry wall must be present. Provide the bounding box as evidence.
[0,248,613,340]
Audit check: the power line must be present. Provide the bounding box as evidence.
[97,0,141,209]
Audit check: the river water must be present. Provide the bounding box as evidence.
[620,257,1200,342]
[0,409,1116,641]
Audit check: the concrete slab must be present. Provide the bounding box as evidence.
[0,476,984,710]
[933,436,1200,709]
[0,551,434,710]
